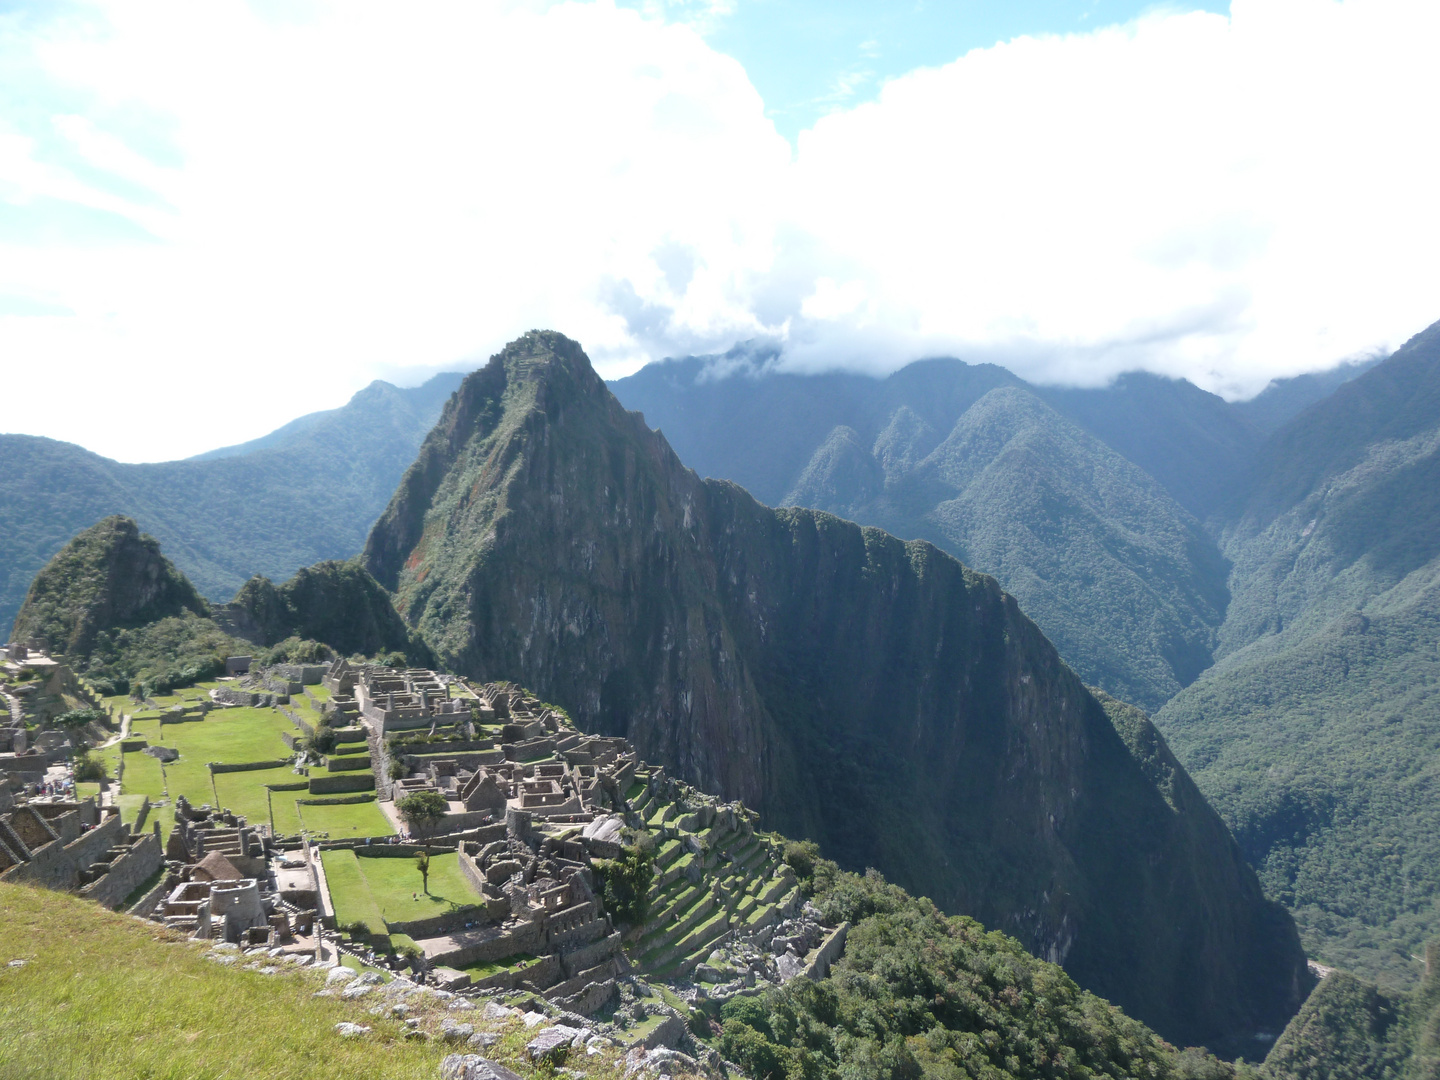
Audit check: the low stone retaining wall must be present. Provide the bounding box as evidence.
[803,921,849,981]
[297,792,375,805]
[308,773,375,795]
[383,905,490,939]
[323,754,372,772]
[209,759,294,774]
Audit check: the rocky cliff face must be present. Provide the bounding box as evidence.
[10,515,207,657]
[364,330,1309,1050]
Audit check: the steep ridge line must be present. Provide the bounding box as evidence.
[363,329,1310,1051]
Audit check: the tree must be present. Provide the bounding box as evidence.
[55,707,101,732]
[594,843,655,926]
[395,789,448,847]
[72,750,108,782]
[415,851,431,894]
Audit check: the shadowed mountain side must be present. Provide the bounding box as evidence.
[1232,356,1383,438]
[0,372,464,636]
[220,560,431,664]
[612,354,1234,713]
[783,386,1229,710]
[364,330,1309,1050]
[1033,372,1259,521]
[1218,320,1440,657]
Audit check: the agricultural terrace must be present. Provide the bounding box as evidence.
[103,696,393,842]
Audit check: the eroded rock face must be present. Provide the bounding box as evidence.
[362,330,1310,1048]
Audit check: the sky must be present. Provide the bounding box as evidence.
[1,0,1438,462]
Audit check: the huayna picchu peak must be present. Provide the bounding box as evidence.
[360,329,1311,1050]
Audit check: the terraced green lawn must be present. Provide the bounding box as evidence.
[102,706,386,842]
[294,798,394,839]
[319,849,480,942]
[320,849,388,934]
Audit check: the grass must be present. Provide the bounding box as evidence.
[320,849,388,934]
[100,706,393,842]
[294,798,394,839]
[0,881,640,1080]
[319,850,481,939]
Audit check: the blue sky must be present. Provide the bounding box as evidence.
[2,0,1438,461]
[623,1,1228,140]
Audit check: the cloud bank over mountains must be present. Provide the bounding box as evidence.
[2,0,1438,461]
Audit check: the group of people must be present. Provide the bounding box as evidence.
[31,774,73,798]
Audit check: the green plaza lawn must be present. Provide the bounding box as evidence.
[105,705,393,842]
[319,849,480,938]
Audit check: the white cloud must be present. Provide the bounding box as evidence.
[1,0,1438,461]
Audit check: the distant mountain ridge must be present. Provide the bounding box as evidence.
[362,329,1310,1051]
[1,372,463,640]
[611,352,1259,710]
[1157,319,1440,987]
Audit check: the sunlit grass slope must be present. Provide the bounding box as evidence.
[0,882,627,1080]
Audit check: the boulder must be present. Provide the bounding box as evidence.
[334,1022,370,1038]
[526,1024,585,1062]
[439,1054,525,1080]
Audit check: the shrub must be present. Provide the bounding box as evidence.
[395,790,448,842]
[593,844,654,927]
[257,636,334,666]
[783,840,820,884]
[72,751,108,782]
[305,724,337,755]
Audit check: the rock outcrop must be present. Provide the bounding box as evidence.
[363,330,1310,1049]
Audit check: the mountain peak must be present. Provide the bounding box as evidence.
[363,330,1309,1049]
[10,514,207,656]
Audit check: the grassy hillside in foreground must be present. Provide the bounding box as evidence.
[0,866,1246,1080]
[0,882,620,1080]
[0,372,463,636]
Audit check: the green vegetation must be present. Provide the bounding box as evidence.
[593,843,654,927]
[394,790,448,840]
[1263,946,1440,1080]
[319,849,479,949]
[0,372,463,637]
[0,879,644,1080]
[713,857,1243,1080]
[230,561,431,663]
[8,515,207,658]
[86,612,249,697]
[1158,320,1440,989]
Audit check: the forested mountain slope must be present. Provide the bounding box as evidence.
[364,330,1310,1050]
[613,356,1233,711]
[1157,319,1440,988]
[0,372,462,637]
[1263,943,1440,1080]
[12,516,419,694]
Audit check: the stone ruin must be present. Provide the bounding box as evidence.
[141,795,320,955]
[0,787,164,911]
